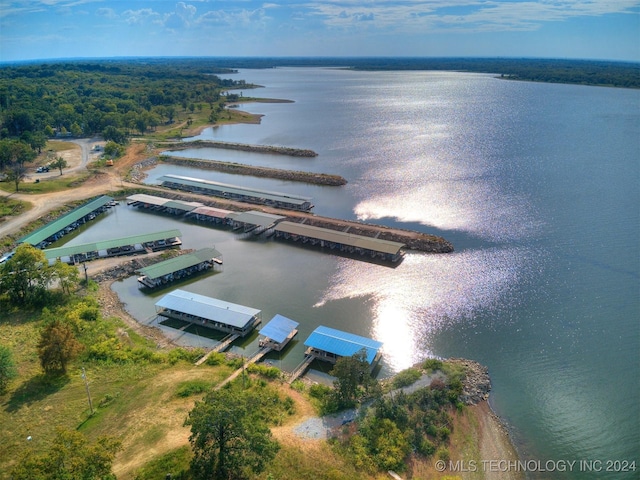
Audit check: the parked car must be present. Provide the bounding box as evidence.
[36,166,49,173]
[0,251,15,264]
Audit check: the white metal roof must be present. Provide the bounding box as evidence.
[155,289,260,329]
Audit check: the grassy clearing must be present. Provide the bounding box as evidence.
[0,197,31,221]
[0,172,93,194]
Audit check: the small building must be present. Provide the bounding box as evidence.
[137,247,223,289]
[258,314,299,351]
[155,289,262,337]
[304,325,383,366]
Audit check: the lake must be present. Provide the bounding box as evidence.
[66,67,639,478]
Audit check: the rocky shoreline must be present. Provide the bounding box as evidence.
[160,139,318,157]
[159,155,347,186]
[448,358,492,405]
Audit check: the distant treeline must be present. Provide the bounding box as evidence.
[186,56,640,89]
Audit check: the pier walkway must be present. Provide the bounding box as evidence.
[215,346,272,389]
[288,355,314,384]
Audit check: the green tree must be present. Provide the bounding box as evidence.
[0,345,18,393]
[331,350,378,408]
[50,156,68,175]
[185,387,280,480]
[50,260,79,295]
[70,122,83,137]
[37,319,83,375]
[0,244,50,305]
[11,428,121,480]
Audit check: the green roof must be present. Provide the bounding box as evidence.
[43,229,182,260]
[138,247,222,279]
[19,195,113,245]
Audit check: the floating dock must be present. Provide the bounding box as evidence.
[273,221,405,263]
[158,174,314,211]
[258,314,299,351]
[42,229,182,264]
[304,325,383,367]
[155,289,262,337]
[137,247,223,289]
[19,195,116,249]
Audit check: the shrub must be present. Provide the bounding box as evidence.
[247,363,281,379]
[176,380,211,398]
[205,352,225,366]
[167,347,204,365]
[392,368,422,389]
[423,359,443,371]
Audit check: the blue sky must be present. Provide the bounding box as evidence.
[1,0,639,62]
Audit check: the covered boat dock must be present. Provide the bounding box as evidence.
[42,229,182,264]
[258,314,299,351]
[273,221,405,262]
[159,174,314,211]
[227,210,286,233]
[304,325,383,366]
[19,195,115,249]
[186,205,234,225]
[155,289,262,337]
[137,247,223,288]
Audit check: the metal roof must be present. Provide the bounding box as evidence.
[304,325,383,364]
[259,314,299,343]
[227,210,286,228]
[137,248,221,279]
[127,194,168,206]
[274,221,405,255]
[43,229,182,260]
[159,174,312,206]
[155,289,260,329]
[162,200,200,212]
[189,206,233,218]
[19,195,113,245]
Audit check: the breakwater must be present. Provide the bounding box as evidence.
[159,156,347,186]
[160,140,318,157]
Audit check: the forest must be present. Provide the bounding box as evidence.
[0,59,249,168]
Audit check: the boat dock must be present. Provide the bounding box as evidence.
[19,195,116,249]
[42,229,182,265]
[137,247,222,288]
[155,289,262,337]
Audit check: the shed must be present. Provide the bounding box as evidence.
[304,325,383,365]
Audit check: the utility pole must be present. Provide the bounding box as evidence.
[81,367,94,415]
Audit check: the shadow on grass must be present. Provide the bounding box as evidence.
[4,373,70,413]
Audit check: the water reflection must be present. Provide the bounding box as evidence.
[316,247,535,371]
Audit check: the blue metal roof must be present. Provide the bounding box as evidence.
[304,325,383,364]
[259,314,299,344]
